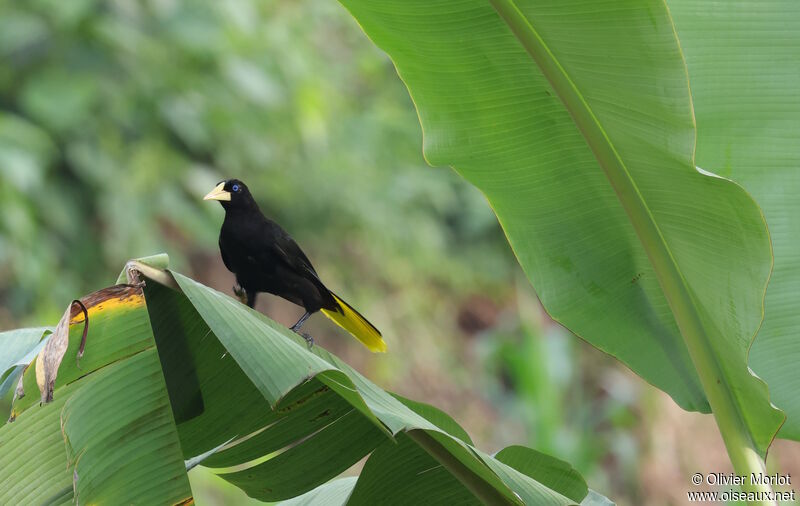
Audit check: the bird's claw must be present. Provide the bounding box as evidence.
[233,285,247,304]
[296,331,314,349]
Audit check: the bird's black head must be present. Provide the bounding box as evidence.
[203,179,257,211]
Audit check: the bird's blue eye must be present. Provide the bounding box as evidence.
[232,184,240,192]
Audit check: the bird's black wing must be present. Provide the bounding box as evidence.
[264,222,323,283]
[219,237,233,272]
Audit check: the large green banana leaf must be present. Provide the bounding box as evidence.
[667,0,800,440]
[0,257,610,505]
[337,0,783,457]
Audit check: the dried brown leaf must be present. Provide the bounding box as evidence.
[35,300,89,404]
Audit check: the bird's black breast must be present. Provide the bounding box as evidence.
[219,216,277,285]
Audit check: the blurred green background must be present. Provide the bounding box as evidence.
[0,1,796,505]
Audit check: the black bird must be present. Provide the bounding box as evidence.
[204,179,386,352]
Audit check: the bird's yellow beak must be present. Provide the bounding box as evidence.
[204,182,231,201]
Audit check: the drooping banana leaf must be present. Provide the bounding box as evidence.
[667,0,800,441]
[151,263,597,504]
[1,255,607,504]
[336,0,783,462]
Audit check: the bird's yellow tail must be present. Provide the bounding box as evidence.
[321,293,386,353]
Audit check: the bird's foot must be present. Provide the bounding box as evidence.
[295,331,314,349]
[233,284,247,305]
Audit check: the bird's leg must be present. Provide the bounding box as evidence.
[246,290,257,309]
[290,311,312,331]
[233,284,247,304]
[290,311,314,349]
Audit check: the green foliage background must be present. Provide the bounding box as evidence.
[0,0,510,324]
[0,1,797,505]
